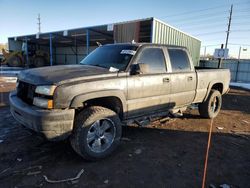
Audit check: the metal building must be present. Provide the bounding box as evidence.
[8,17,201,66]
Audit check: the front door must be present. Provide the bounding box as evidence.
[127,46,171,118]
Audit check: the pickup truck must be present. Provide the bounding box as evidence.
[10,43,230,160]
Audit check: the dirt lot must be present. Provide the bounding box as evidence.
[0,76,16,107]
[0,79,249,188]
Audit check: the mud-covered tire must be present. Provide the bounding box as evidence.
[198,89,222,119]
[7,55,22,67]
[70,106,122,161]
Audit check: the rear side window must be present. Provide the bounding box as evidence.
[168,49,191,72]
[137,48,166,73]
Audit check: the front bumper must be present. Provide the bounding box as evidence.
[9,91,75,141]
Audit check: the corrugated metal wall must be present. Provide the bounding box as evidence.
[114,22,140,43]
[55,46,97,65]
[152,19,201,66]
[114,19,152,43]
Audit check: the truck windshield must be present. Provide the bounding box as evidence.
[80,45,138,71]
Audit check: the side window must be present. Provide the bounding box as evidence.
[168,49,191,72]
[137,48,166,73]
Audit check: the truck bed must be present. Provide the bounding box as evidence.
[193,68,230,103]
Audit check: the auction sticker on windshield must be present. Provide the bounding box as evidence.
[120,50,136,55]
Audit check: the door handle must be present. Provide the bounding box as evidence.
[187,76,193,81]
[163,77,170,83]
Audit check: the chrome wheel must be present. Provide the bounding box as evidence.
[87,118,116,153]
[210,96,219,113]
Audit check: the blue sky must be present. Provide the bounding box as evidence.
[0,0,249,58]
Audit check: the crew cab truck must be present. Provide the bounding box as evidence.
[10,43,230,160]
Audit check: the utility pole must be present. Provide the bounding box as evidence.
[37,13,41,33]
[219,4,233,68]
[225,4,233,51]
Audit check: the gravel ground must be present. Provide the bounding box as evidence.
[0,81,249,188]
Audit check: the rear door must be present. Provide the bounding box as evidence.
[127,46,171,118]
[167,48,197,107]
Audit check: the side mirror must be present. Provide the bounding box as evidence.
[130,63,149,75]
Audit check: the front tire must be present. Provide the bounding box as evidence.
[198,89,222,119]
[70,106,122,161]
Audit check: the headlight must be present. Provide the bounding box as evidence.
[35,85,56,96]
[33,97,53,109]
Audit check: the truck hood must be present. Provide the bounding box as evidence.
[18,65,117,85]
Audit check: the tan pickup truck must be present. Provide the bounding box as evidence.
[10,43,230,160]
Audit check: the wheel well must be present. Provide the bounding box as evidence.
[82,97,124,119]
[211,83,223,93]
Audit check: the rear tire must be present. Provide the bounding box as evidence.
[198,89,222,119]
[70,106,122,161]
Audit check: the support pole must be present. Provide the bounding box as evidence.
[150,18,155,43]
[75,35,78,64]
[76,46,78,64]
[235,60,240,82]
[235,46,241,82]
[49,33,53,66]
[86,29,89,55]
[54,47,57,64]
[25,37,29,67]
[218,44,224,68]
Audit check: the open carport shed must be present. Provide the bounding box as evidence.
[8,17,201,66]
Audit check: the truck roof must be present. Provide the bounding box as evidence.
[104,43,188,50]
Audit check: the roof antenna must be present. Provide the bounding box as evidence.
[96,42,102,47]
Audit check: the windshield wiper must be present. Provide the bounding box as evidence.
[92,64,107,69]
[82,64,107,69]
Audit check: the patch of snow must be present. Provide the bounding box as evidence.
[0,71,20,75]
[0,66,24,70]
[230,82,250,90]
[0,76,17,83]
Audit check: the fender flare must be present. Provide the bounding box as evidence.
[70,90,127,113]
[203,81,223,101]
